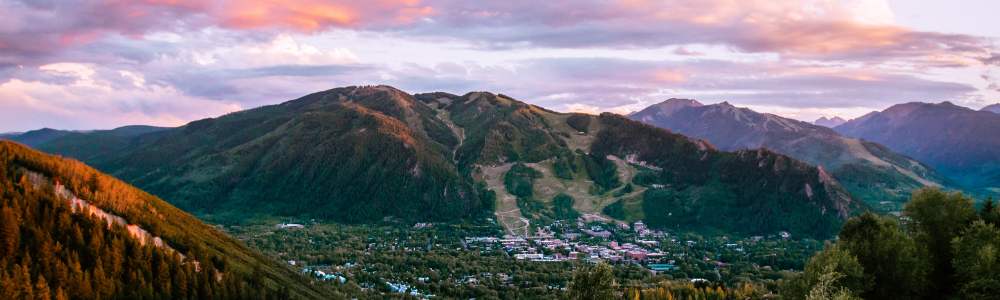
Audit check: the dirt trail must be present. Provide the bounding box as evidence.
[436,109,466,162]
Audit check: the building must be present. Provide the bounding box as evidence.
[562,233,581,239]
[648,264,679,273]
[515,253,544,260]
[626,251,647,260]
[633,221,647,232]
[277,223,305,229]
[584,230,612,238]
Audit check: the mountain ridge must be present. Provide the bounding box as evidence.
[834,101,1000,190]
[30,85,864,238]
[980,103,1000,114]
[628,99,958,206]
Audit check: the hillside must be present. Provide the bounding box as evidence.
[628,99,957,206]
[835,102,1000,191]
[0,141,340,299]
[40,87,494,224]
[33,86,862,238]
[0,128,77,147]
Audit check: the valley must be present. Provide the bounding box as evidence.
[6,86,998,299]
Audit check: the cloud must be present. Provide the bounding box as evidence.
[673,47,704,56]
[0,0,997,130]
[366,56,979,118]
[564,103,600,115]
[0,65,241,132]
[3,0,995,68]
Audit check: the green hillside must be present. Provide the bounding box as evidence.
[39,87,494,224]
[0,141,340,299]
[33,86,863,239]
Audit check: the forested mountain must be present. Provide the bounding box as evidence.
[0,141,340,299]
[628,99,957,205]
[835,101,1000,190]
[40,87,495,224]
[0,128,77,147]
[0,126,168,149]
[28,86,863,238]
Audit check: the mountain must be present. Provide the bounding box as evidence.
[0,126,169,148]
[0,141,339,299]
[33,86,863,238]
[0,128,76,147]
[813,116,847,127]
[981,103,1000,114]
[628,99,958,205]
[835,101,1000,191]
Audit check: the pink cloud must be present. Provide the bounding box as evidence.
[673,47,704,56]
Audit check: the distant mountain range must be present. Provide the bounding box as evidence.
[629,99,959,205]
[0,126,168,147]
[834,101,1000,191]
[981,103,1000,114]
[16,86,864,238]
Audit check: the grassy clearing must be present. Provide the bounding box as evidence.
[475,163,531,236]
[842,137,940,187]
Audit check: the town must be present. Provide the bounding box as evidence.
[222,215,818,299]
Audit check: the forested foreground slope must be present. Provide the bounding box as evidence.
[34,86,865,238]
[0,141,340,300]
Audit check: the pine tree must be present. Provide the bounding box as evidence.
[981,196,999,226]
[34,275,50,300]
[17,264,34,300]
[0,265,17,300]
[51,287,67,300]
[0,207,19,257]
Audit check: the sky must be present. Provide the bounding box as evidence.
[1,0,998,132]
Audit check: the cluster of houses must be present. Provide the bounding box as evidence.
[302,268,347,284]
[384,282,434,298]
[463,220,672,263]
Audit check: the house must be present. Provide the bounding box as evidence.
[633,221,647,232]
[562,233,581,239]
[515,253,544,260]
[584,230,612,238]
[277,223,305,229]
[626,251,647,260]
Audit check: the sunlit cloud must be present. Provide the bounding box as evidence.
[0,0,997,131]
[564,103,601,115]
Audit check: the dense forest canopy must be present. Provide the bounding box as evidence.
[0,141,338,299]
